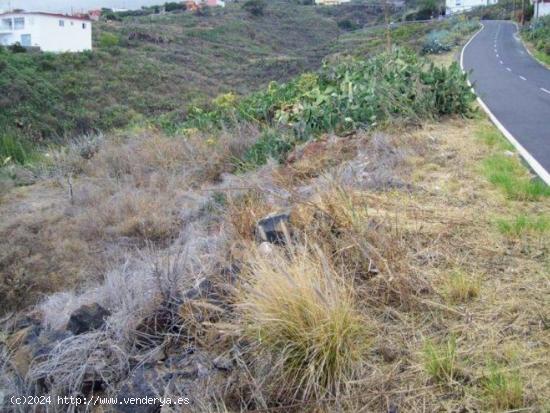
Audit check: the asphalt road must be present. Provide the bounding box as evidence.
[462,20,550,181]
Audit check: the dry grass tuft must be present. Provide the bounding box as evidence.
[238,245,369,401]
[441,270,481,304]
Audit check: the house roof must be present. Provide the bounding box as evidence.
[0,11,92,22]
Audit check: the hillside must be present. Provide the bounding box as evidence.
[0,1,386,142]
[1,5,548,413]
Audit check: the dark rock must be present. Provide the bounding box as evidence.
[388,404,398,413]
[115,365,162,413]
[66,303,110,335]
[256,212,291,245]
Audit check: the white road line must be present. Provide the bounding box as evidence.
[460,23,550,185]
[496,54,499,58]
[499,60,504,64]
[506,67,512,72]
[541,88,550,94]
[519,76,526,81]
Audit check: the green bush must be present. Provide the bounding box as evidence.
[524,15,550,56]
[184,49,475,138]
[99,32,120,48]
[243,0,267,17]
[0,134,36,165]
[241,129,293,168]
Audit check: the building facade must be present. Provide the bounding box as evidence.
[445,0,498,14]
[532,0,550,17]
[315,0,352,5]
[0,12,92,52]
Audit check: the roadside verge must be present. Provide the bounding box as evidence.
[460,22,550,185]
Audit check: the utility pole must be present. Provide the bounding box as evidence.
[383,0,391,52]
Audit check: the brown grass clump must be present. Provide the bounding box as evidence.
[238,245,369,401]
[0,125,258,314]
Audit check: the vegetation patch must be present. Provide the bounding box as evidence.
[483,154,550,200]
[240,245,369,399]
[496,214,550,236]
[423,336,461,384]
[481,363,524,411]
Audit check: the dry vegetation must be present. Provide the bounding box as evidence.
[1,107,548,411]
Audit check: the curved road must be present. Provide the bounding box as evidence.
[462,20,550,183]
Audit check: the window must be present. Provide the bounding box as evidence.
[59,20,64,27]
[20,34,31,46]
[70,21,74,26]
[455,0,461,5]
[82,23,87,29]
[14,17,24,30]
[1,18,13,30]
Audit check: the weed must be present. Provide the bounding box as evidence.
[443,271,480,304]
[475,125,514,151]
[496,214,550,236]
[482,363,524,411]
[240,129,294,169]
[0,133,37,165]
[423,336,460,384]
[483,154,550,200]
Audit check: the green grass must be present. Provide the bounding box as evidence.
[483,154,550,201]
[423,336,460,384]
[0,134,37,165]
[482,363,524,411]
[496,214,550,236]
[476,125,514,151]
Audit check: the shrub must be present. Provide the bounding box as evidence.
[243,0,267,17]
[185,49,475,138]
[239,246,369,399]
[0,133,36,165]
[422,30,453,54]
[337,19,359,31]
[240,129,293,168]
[165,2,186,12]
[9,42,26,53]
[99,32,120,48]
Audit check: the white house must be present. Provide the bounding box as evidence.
[446,0,498,14]
[532,0,550,17]
[0,12,92,53]
[315,0,351,5]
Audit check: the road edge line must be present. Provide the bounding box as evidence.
[460,22,550,186]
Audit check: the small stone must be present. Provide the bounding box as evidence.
[66,303,110,335]
[258,241,274,256]
[504,150,515,157]
[196,362,209,378]
[213,355,233,371]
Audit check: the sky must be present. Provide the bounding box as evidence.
[0,0,162,13]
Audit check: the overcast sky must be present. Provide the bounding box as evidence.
[0,0,162,13]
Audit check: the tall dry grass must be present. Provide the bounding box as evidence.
[238,245,370,401]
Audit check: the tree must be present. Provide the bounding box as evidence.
[243,0,267,17]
